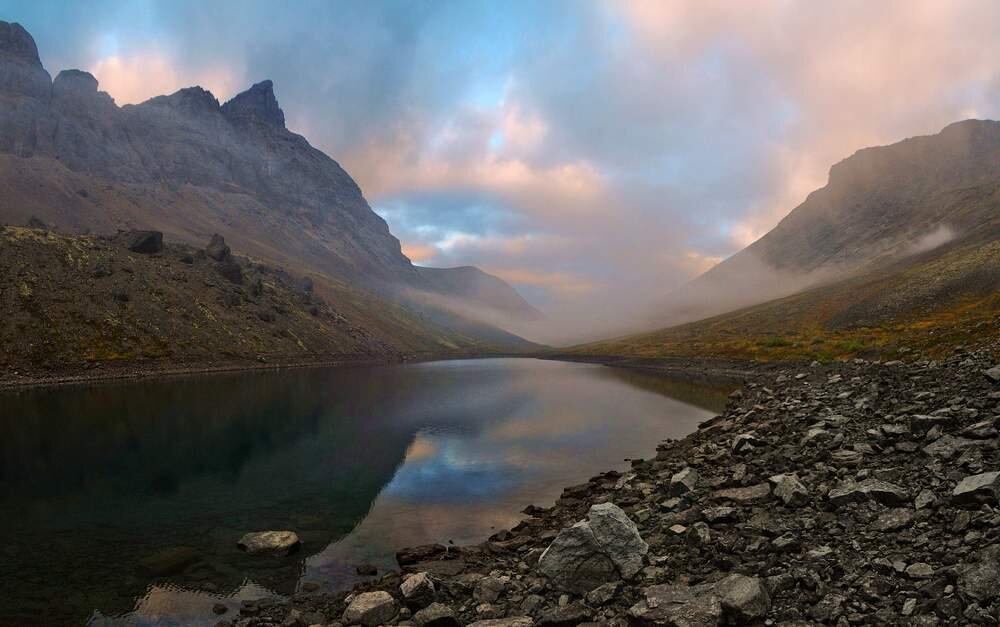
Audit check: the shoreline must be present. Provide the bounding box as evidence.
[225,340,1000,626]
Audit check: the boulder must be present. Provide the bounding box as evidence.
[628,582,722,627]
[217,257,243,285]
[769,473,810,507]
[397,544,450,566]
[952,471,1000,505]
[206,233,231,261]
[537,520,617,594]
[126,230,163,254]
[401,572,436,609]
[343,590,397,626]
[236,530,300,556]
[828,479,907,507]
[413,602,461,627]
[473,576,505,603]
[716,574,771,622]
[25,215,47,230]
[538,503,647,594]
[586,502,648,578]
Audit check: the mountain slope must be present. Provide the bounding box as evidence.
[662,119,1000,325]
[0,20,537,351]
[573,121,1000,360]
[416,265,543,321]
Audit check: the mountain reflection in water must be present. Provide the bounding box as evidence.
[0,358,726,626]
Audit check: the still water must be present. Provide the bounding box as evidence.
[0,358,728,626]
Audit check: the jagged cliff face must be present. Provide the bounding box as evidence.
[0,21,417,289]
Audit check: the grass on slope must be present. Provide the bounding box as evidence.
[571,236,1000,362]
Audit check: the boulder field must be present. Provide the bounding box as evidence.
[224,338,1000,626]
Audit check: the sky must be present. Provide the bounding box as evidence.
[5,0,1000,342]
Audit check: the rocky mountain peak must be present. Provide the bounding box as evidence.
[53,69,98,94]
[0,21,41,66]
[138,86,221,115]
[221,79,285,128]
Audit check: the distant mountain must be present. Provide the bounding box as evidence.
[573,120,1000,359]
[0,20,537,349]
[416,266,543,321]
[663,119,1000,325]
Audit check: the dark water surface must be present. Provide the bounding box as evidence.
[0,358,728,626]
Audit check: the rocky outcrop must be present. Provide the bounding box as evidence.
[125,230,163,254]
[0,21,50,99]
[221,79,285,128]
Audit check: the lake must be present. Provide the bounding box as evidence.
[0,358,729,626]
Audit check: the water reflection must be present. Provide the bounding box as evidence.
[0,359,726,626]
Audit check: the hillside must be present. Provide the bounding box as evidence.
[572,122,1000,361]
[660,119,1000,325]
[0,227,530,386]
[0,20,536,345]
[416,265,543,321]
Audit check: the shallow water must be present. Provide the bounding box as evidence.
[0,358,728,626]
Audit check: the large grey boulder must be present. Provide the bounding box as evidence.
[343,590,397,626]
[538,502,648,594]
[236,530,300,556]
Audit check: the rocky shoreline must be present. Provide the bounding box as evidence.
[219,339,1000,626]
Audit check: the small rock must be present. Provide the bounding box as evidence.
[670,467,700,496]
[872,508,915,532]
[953,472,1000,505]
[237,531,300,556]
[474,576,505,603]
[401,572,436,609]
[413,602,460,627]
[343,591,397,627]
[985,366,1000,383]
[828,479,908,507]
[585,581,619,606]
[467,619,533,627]
[716,574,771,622]
[712,482,772,505]
[769,473,810,507]
[906,563,934,579]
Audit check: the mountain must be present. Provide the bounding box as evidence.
[0,20,537,352]
[658,119,1000,325]
[572,120,1000,360]
[416,265,543,321]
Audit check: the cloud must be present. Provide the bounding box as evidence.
[6,0,1000,343]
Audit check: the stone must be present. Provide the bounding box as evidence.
[397,544,450,566]
[217,257,243,285]
[356,564,378,576]
[872,508,915,532]
[628,583,722,627]
[830,449,864,467]
[769,473,810,507]
[952,472,1000,505]
[702,506,738,523]
[958,544,1000,602]
[922,435,983,458]
[585,581,619,606]
[537,520,617,594]
[236,531,300,556]
[586,502,648,578]
[535,602,592,626]
[906,563,934,579]
[412,603,461,627]
[914,489,938,510]
[126,230,163,254]
[206,233,231,261]
[686,522,711,546]
[716,574,771,621]
[401,572,436,609]
[732,432,764,454]
[669,467,699,496]
[467,619,533,627]
[711,482,772,504]
[473,576,505,603]
[828,479,908,507]
[985,366,1000,383]
[343,591,397,627]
